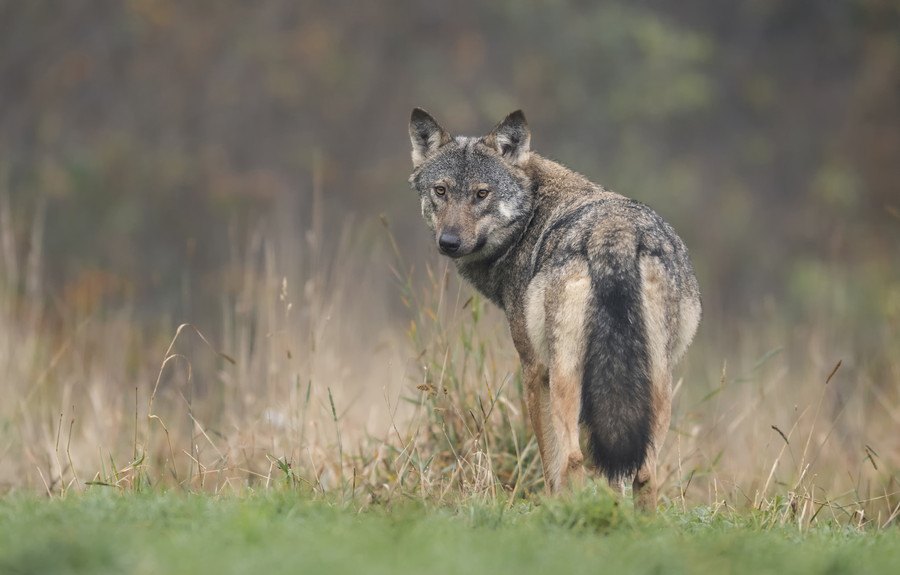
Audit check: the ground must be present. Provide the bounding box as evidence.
[1,489,898,575]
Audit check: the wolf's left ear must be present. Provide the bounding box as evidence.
[409,108,452,168]
[484,110,530,166]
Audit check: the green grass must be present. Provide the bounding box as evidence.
[1,490,898,575]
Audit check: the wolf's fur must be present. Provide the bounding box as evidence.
[408,109,701,510]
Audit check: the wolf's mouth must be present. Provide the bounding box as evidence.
[439,247,463,257]
[440,235,487,259]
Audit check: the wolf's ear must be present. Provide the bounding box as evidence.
[484,110,530,166]
[409,108,452,168]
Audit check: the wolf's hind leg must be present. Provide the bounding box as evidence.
[545,270,592,491]
[522,362,557,492]
[633,255,673,511]
[547,368,585,491]
[633,377,671,511]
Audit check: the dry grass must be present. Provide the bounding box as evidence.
[0,191,897,531]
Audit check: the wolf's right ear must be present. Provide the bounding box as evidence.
[409,108,452,168]
[484,110,531,166]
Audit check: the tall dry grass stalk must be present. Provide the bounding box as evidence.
[0,187,897,529]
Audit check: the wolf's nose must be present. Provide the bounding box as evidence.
[438,232,461,253]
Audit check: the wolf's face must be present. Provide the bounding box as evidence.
[408,109,534,261]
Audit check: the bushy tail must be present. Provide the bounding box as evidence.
[580,251,653,481]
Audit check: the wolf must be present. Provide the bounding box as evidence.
[407,109,701,510]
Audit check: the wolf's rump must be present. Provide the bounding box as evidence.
[529,198,685,480]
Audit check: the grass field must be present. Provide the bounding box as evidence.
[2,1,900,571]
[1,206,898,573]
[2,489,899,575]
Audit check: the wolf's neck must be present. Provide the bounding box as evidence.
[452,155,605,308]
[524,153,595,194]
[454,256,513,310]
[452,180,543,309]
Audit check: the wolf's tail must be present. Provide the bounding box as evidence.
[580,249,653,481]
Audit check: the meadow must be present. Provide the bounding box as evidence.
[2,490,900,575]
[1,195,898,573]
[2,2,898,573]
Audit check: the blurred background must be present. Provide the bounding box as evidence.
[3,0,898,319]
[0,0,897,505]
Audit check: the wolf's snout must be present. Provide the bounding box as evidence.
[438,230,462,254]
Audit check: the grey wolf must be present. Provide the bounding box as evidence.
[407,109,701,510]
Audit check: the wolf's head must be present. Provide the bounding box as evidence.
[408,109,534,261]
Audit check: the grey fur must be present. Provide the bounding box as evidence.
[407,108,701,509]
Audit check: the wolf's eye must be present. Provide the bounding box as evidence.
[476,188,490,199]
[434,185,446,196]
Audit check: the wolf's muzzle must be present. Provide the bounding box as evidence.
[438,231,462,254]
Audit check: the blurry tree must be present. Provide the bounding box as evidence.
[0,0,896,325]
